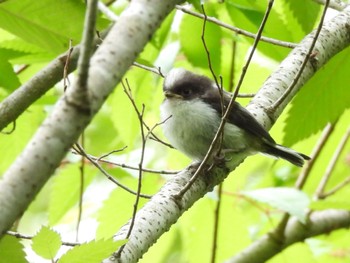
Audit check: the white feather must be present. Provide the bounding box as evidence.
[160,97,248,160]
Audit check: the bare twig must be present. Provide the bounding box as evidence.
[6,231,80,247]
[115,80,151,256]
[132,62,164,77]
[63,39,74,91]
[315,126,350,199]
[76,0,98,92]
[176,5,297,49]
[200,6,221,90]
[72,144,177,174]
[228,39,237,93]
[98,1,119,21]
[14,64,29,75]
[76,134,85,242]
[313,0,347,11]
[74,144,152,199]
[322,176,350,198]
[296,122,336,190]
[211,184,223,263]
[273,122,335,238]
[269,0,330,111]
[82,151,178,174]
[97,147,128,161]
[122,80,146,235]
[148,116,175,149]
[72,0,99,241]
[201,6,225,155]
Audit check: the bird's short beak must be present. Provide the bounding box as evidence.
[164,91,183,99]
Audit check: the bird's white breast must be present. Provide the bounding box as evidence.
[160,98,247,160]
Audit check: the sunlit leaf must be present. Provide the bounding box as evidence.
[32,226,61,260]
[284,47,350,145]
[58,238,126,263]
[179,4,222,74]
[0,235,26,263]
[49,165,96,225]
[241,187,310,223]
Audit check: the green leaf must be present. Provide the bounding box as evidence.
[49,164,96,225]
[179,4,222,73]
[0,0,108,53]
[32,226,62,260]
[0,235,26,263]
[96,174,160,239]
[241,187,310,223]
[58,238,126,263]
[284,47,350,145]
[285,0,320,34]
[225,0,290,61]
[0,56,20,91]
[96,177,147,239]
[226,1,264,28]
[151,10,175,50]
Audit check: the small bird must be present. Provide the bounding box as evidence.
[160,68,310,167]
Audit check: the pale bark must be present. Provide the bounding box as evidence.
[104,6,350,262]
[0,0,183,235]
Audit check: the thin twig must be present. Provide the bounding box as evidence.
[116,79,166,256]
[175,0,274,198]
[63,40,73,91]
[72,0,98,241]
[201,6,225,154]
[237,93,255,98]
[228,39,237,93]
[210,184,223,263]
[72,145,177,174]
[200,5,221,90]
[176,5,297,49]
[6,231,80,247]
[121,80,147,239]
[269,0,330,111]
[295,122,336,190]
[98,1,119,21]
[84,151,178,174]
[97,147,128,161]
[76,134,85,242]
[76,0,98,91]
[313,0,347,11]
[315,126,350,199]
[273,122,335,237]
[322,176,350,198]
[74,144,152,199]
[132,62,164,77]
[14,64,29,75]
[148,115,175,149]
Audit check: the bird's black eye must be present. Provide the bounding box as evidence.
[181,88,192,97]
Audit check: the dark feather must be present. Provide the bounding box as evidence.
[202,88,276,144]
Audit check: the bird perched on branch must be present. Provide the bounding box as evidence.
[160,68,310,167]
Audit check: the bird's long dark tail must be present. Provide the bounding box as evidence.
[263,143,310,167]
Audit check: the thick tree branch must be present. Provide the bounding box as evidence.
[227,209,350,263]
[0,46,80,131]
[0,28,110,132]
[104,6,350,263]
[0,0,183,236]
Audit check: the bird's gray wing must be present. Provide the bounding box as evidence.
[202,89,276,144]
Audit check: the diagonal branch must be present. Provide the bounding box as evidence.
[105,5,350,263]
[0,0,184,236]
[227,209,350,263]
